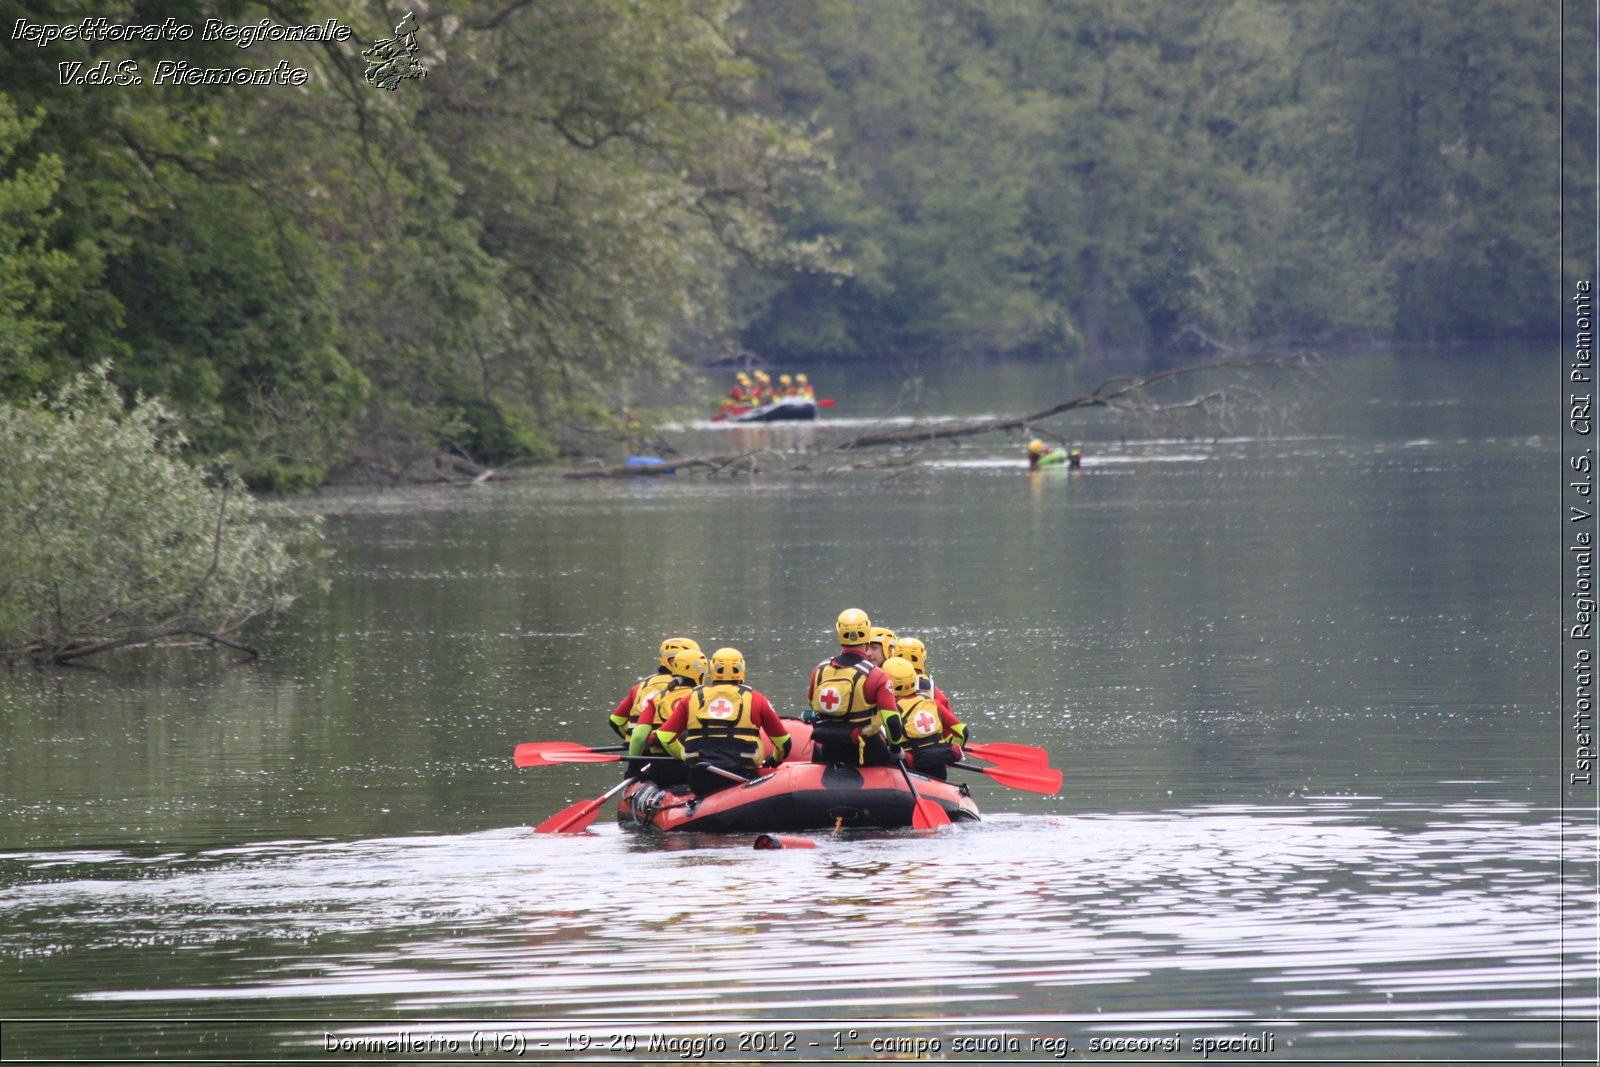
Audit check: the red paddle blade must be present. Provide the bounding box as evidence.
[912,795,951,830]
[965,742,1050,765]
[975,763,1063,795]
[538,750,625,764]
[514,741,591,766]
[534,795,605,834]
[514,742,624,767]
[817,397,835,407]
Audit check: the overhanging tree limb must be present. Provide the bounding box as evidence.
[829,352,1317,451]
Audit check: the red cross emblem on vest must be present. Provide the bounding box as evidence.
[706,697,737,720]
[913,709,939,736]
[818,686,843,712]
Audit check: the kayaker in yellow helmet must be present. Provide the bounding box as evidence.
[1028,438,1068,469]
[653,647,791,795]
[806,609,899,767]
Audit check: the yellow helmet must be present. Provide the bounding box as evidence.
[779,374,792,385]
[893,636,927,674]
[709,647,745,682]
[658,636,701,672]
[884,656,919,697]
[869,626,897,657]
[796,373,808,384]
[1028,439,1046,455]
[754,369,771,383]
[835,608,871,644]
[736,372,751,384]
[669,648,707,684]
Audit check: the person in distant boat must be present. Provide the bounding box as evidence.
[882,656,967,781]
[806,609,900,767]
[795,373,815,400]
[892,636,954,721]
[1068,448,1083,469]
[653,647,792,795]
[608,636,701,743]
[728,372,752,405]
[628,647,707,788]
[1027,438,1068,469]
[751,369,772,406]
[779,373,794,398]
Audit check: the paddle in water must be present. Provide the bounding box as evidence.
[897,760,952,829]
[535,771,643,834]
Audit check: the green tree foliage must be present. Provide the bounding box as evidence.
[0,366,328,664]
[0,0,1563,493]
[1286,0,1559,341]
[0,96,108,397]
[739,0,1560,362]
[109,182,367,492]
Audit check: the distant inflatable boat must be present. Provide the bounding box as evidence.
[714,397,819,423]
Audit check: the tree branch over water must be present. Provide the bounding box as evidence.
[552,351,1319,480]
[828,352,1318,452]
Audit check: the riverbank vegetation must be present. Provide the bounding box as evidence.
[0,368,327,665]
[0,0,1562,491]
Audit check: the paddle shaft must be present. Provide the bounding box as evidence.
[897,759,951,829]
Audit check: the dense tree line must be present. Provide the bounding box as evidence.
[737,0,1560,363]
[0,0,1561,489]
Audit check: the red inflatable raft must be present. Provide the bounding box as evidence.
[617,760,980,833]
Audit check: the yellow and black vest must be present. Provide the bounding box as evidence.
[631,671,674,726]
[896,692,944,751]
[810,653,879,731]
[683,683,761,763]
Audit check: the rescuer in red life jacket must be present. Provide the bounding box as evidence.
[805,609,900,767]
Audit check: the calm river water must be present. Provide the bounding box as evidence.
[0,345,1592,1063]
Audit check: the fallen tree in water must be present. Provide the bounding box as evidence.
[559,351,1318,479]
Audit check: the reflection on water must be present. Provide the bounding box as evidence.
[0,799,1591,1060]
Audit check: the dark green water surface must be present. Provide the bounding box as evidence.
[0,345,1590,1063]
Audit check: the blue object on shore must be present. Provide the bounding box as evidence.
[625,455,676,475]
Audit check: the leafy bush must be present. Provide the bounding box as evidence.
[0,366,328,664]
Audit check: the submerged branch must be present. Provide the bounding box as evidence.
[41,626,261,665]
